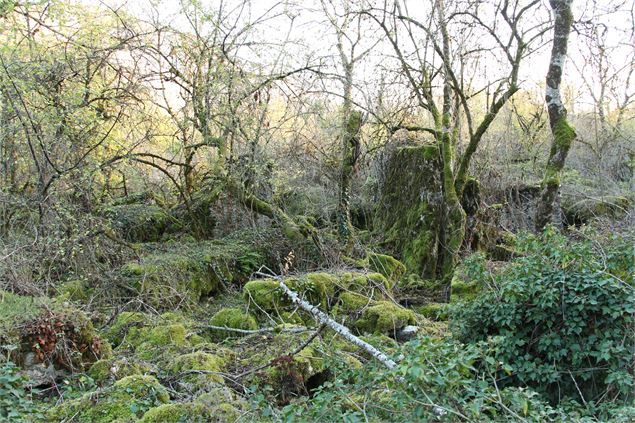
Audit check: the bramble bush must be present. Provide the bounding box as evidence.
[452,228,634,407]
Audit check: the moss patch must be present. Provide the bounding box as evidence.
[0,290,109,371]
[120,234,266,310]
[375,145,443,280]
[209,308,258,340]
[101,203,171,242]
[366,253,406,287]
[356,301,416,336]
[48,374,169,422]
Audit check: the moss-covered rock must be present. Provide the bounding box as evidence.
[139,403,209,423]
[367,253,406,287]
[416,302,449,321]
[397,275,446,304]
[168,351,225,390]
[56,279,91,302]
[355,301,416,336]
[0,290,109,371]
[209,308,258,339]
[120,235,266,310]
[48,374,169,422]
[244,271,391,321]
[139,400,245,423]
[375,144,443,280]
[88,357,150,382]
[563,195,630,224]
[243,279,287,312]
[450,276,480,302]
[103,311,152,346]
[101,203,172,242]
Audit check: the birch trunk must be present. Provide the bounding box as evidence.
[536,0,576,231]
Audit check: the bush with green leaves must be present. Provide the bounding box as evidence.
[280,337,569,422]
[452,229,634,406]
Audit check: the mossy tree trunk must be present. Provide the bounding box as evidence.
[536,0,576,232]
[436,0,466,300]
[338,108,361,252]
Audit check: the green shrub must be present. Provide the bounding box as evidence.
[452,229,635,405]
[282,337,565,422]
[0,362,44,421]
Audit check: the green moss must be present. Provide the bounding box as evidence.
[209,308,258,339]
[0,290,48,343]
[0,291,108,369]
[244,279,286,312]
[416,302,448,321]
[48,375,169,422]
[356,301,416,336]
[139,403,209,423]
[57,279,91,302]
[169,351,224,388]
[89,358,150,382]
[375,145,443,281]
[450,277,480,302]
[338,292,376,313]
[101,203,171,242]
[367,253,406,287]
[104,311,151,346]
[121,235,267,311]
[563,195,631,223]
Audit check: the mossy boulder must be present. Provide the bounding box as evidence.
[48,374,169,422]
[139,403,210,423]
[120,235,266,310]
[416,302,449,321]
[244,272,392,320]
[244,279,287,312]
[209,308,258,339]
[366,252,406,287]
[88,357,150,382]
[139,400,244,423]
[103,311,151,346]
[355,301,416,337]
[101,203,171,242]
[397,275,446,304]
[0,290,109,371]
[375,144,443,280]
[56,279,91,302]
[168,351,225,390]
[450,276,480,302]
[563,195,630,224]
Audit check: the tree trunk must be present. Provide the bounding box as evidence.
[337,109,361,252]
[437,0,466,301]
[536,0,576,232]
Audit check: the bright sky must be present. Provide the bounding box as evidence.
[88,0,634,114]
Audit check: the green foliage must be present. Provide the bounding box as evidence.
[452,229,635,405]
[0,362,44,422]
[48,374,169,422]
[282,337,565,422]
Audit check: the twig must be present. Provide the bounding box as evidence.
[234,324,325,379]
[195,324,312,335]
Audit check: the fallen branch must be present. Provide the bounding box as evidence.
[195,324,312,335]
[256,270,398,370]
[234,325,325,379]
